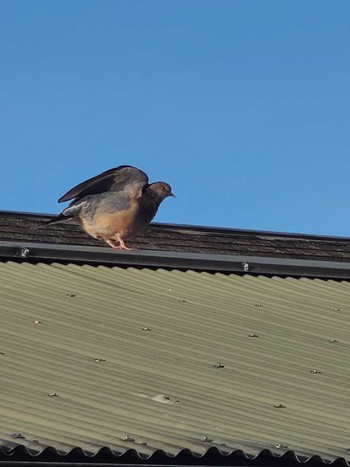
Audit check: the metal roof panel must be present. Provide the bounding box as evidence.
[0,262,349,463]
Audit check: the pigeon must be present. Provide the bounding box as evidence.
[48,165,174,250]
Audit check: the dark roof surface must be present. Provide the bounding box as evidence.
[2,210,350,260]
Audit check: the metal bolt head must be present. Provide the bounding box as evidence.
[201,436,212,442]
[213,363,225,369]
[10,432,25,439]
[248,333,259,337]
[48,392,58,397]
[275,443,288,449]
[34,320,42,325]
[142,327,151,331]
[122,435,135,442]
[66,293,76,298]
[309,369,321,374]
[255,303,263,307]
[20,248,30,258]
[273,403,286,408]
[329,339,338,343]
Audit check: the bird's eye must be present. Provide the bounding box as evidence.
[160,186,165,190]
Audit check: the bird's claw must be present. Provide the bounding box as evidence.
[106,239,136,251]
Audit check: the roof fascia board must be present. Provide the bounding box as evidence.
[2,240,350,278]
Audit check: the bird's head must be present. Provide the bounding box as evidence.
[149,182,175,200]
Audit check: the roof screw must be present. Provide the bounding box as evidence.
[66,293,76,298]
[122,435,135,442]
[142,327,151,331]
[329,339,338,343]
[273,404,286,408]
[94,358,106,363]
[20,247,30,258]
[249,333,259,337]
[179,299,187,303]
[48,392,59,397]
[242,262,249,272]
[213,363,225,369]
[34,320,42,325]
[201,436,212,442]
[275,443,288,449]
[309,369,321,374]
[10,433,25,439]
[254,303,263,307]
[333,308,340,311]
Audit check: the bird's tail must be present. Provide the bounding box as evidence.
[45,214,73,226]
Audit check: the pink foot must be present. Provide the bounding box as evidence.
[105,239,136,251]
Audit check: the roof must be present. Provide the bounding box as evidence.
[0,211,350,465]
[3,210,350,278]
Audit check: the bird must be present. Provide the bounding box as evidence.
[48,165,174,250]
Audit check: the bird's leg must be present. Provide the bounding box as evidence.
[105,239,120,249]
[117,236,136,251]
[105,237,136,251]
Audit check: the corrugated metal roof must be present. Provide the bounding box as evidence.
[0,261,349,463]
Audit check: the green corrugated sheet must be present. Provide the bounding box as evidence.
[0,261,349,462]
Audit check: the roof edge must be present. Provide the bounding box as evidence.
[3,240,350,278]
[2,209,350,243]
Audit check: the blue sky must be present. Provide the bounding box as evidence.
[1,1,350,236]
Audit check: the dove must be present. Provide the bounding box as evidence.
[48,165,174,250]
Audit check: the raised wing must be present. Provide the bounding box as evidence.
[58,165,149,203]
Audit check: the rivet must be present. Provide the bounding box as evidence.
[242,262,250,272]
[66,293,76,298]
[333,308,340,311]
[329,339,338,343]
[48,392,59,397]
[254,303,263,307]
[142,327,151,331]
[20,248,30,258]
[179,299,187,303]
[275,443,288,449]
[273,404,286,408]
[122,435,135,442]
[10,433,25,439]
[213,363,225,369]
[94,358,106,363]
[201,436,212,442]
[249,333,259,337]
[309,369,321,374]
[34,320,42,325]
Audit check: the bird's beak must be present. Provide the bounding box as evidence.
[169,192,176,198]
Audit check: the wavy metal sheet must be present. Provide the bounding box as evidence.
[0,262,349,463]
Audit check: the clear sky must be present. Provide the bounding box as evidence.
[1,0,350,236]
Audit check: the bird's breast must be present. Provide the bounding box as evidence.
[80,198,147,240]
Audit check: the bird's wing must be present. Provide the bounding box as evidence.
[58,165,149,203]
